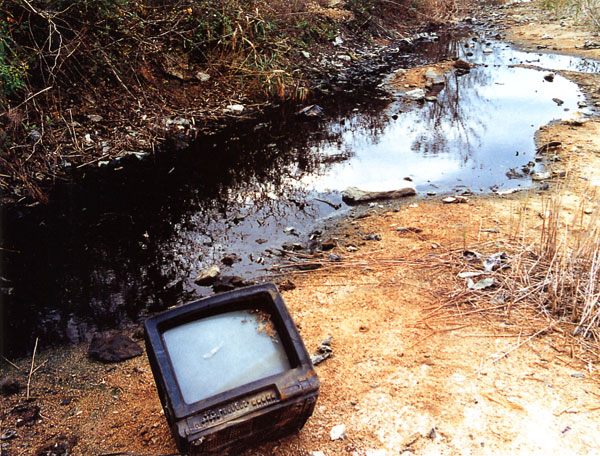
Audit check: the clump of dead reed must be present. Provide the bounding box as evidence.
[513,192,600,341]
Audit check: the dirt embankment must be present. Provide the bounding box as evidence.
[2,1,600,456]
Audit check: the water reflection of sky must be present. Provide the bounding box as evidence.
[303,38,590,193]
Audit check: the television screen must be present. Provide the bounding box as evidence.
[162,309,291,404]
[145,283,319,455]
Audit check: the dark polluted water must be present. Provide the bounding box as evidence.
[1,31,597,357]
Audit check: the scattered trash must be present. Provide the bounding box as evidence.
[571,373,585,378]
[225,104,245,114]
[467,278,495,290]
[462,250,483,260]
[480,228,499,233]
[552,97,564,106]
[458,271,485,279]
[311,336,333,366]
[88,332,143,363]
[483,252,509,272]
[330,424,346,441]
[195,72,211,82]
[363,234,382,241]
[297,105,324,117]
[328,253,342,262]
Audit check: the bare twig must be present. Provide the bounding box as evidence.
[26,337,39,400]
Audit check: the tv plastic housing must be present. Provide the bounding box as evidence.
[144,283,319,454]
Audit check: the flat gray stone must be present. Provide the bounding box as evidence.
[342,183,416,205]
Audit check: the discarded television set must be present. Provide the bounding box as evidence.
[144,283,319,455]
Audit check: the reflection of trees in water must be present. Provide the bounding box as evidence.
[409,40,497,161]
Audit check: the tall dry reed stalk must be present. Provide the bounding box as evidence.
[510,188,600,341]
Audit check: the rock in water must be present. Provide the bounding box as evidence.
[453,58,472,70]
[342,182,416,205]
[404,88,426,101]
[425,68,445,86]
[194,265,221,285]
[88,332,143,363]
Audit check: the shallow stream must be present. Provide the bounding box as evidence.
[1,29,598,356]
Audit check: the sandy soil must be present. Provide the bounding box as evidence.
[2,2,600,456]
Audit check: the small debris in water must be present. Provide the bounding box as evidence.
[297,105,324,117]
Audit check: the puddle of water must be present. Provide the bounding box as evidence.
[1,32,597,357]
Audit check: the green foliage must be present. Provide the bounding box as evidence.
[0,16,28,99]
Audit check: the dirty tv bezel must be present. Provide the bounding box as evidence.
[144,283,319,453]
